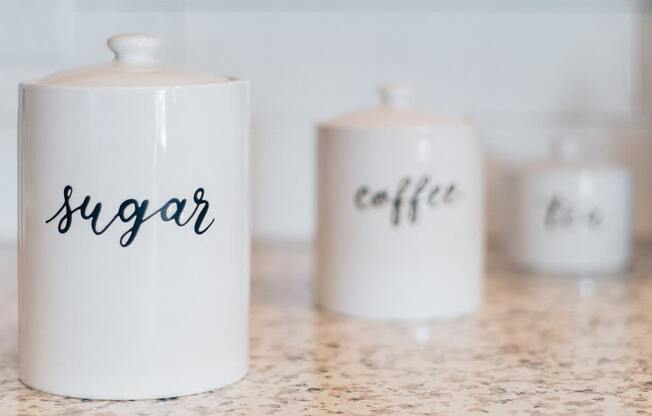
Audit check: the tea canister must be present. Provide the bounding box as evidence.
[316,84,484,320]
[504,140,633,275]
[18,34,249,399]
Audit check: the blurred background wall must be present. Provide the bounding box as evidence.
[0,0,651,246]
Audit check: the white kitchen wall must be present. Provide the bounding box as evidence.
[0,1,650,246]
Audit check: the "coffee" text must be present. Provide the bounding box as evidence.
[354,175,458,226]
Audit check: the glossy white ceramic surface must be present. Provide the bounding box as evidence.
[316,84,484,320]
[18,34,250,399]
[505,146,633,275]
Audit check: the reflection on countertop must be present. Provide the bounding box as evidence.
[1,243,651,415]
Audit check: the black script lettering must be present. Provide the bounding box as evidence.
[409,176,430,223]
[192,188,214,234]
[544,196,601,229]
[391,177,411,226]
[354,175,459,226]
[118,199,150,247]
[354,187,369,208]
[45,185,215,247]
[427,186,441,206]
[371,191,389,206]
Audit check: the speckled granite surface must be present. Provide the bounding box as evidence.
[1,243,651,415]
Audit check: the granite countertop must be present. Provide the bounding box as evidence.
[1,243,651,415]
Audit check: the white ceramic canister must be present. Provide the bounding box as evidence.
[18,34,249,399]
[316,84,484,320]
[504,140,633,274]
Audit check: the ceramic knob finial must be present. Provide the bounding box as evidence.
[550,138,583,161]
[379,83,414,108]
[107,33,161,63]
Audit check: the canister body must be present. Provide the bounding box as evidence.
[317,125,484,319]
[18,82,249,399]
[505,167,632,274]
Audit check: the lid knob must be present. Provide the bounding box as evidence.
[550,138,584,161]
[107,33,161,64]
[379,83,414,108]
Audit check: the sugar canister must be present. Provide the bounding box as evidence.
[316,84,484,320]
[504,140,633,275]
[18,33,250,399]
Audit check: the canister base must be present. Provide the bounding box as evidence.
[317,300,479,321]
[19,367,248,401]
[510,260,631,277]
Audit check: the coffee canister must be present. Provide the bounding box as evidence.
[316,84,484,320]
[504,140,633,275]
[18,34,250,399]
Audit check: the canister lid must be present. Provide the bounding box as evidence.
[520,137,629,176]
[319,83,469,131]
[32,33,231,87]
